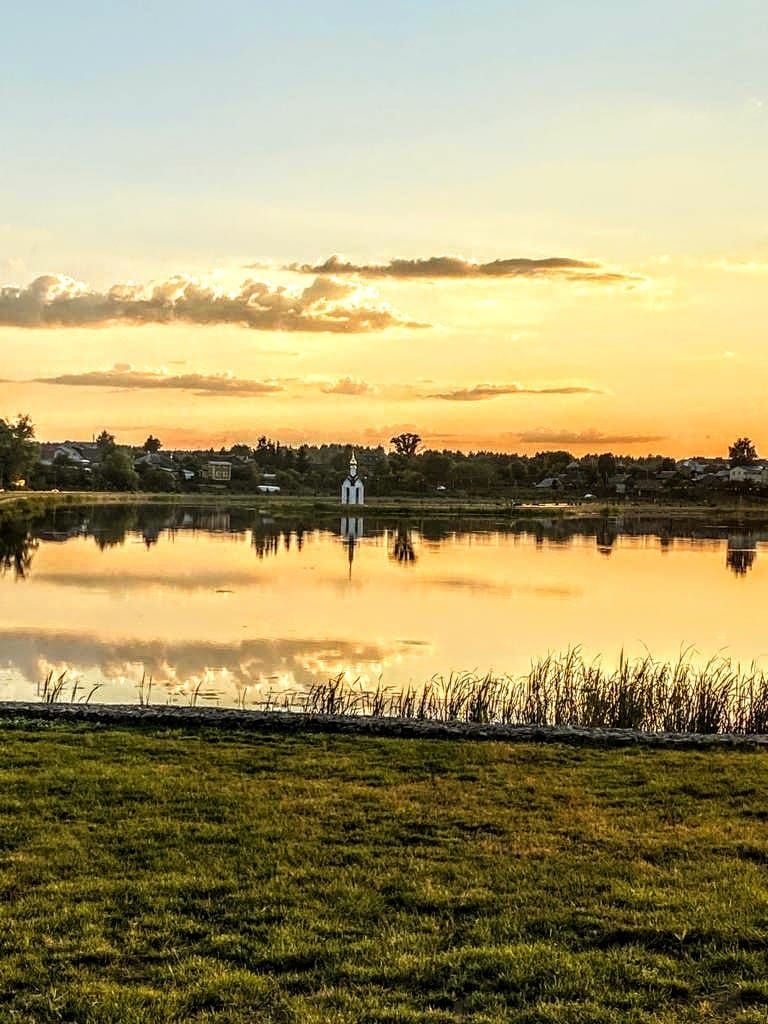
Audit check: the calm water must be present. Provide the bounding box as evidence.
[1,504,767,706]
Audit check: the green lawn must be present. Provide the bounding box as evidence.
[1,724,768,1022]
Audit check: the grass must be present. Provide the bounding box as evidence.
[3,489,768,522]
[2,722,768,1021]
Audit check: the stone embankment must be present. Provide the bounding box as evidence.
[1,701,768,750]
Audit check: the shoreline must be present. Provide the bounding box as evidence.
[2,489,768,521]
[3,701,768,749]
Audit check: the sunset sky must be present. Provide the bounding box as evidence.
[1,1,766,455]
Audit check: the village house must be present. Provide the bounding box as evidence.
[730,462,768,486]
[200,460,232,483]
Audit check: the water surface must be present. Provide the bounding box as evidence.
[1,504,766,705]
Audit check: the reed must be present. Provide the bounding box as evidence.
[36,670,101,704]
[260,650,768,734]
[136,671,153,706]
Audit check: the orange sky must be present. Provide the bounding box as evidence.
[2,2,767,456]
[0,257,766,456]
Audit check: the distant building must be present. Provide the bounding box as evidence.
[341,452,364,505]
[201,460,232,482]
[730,463,768,486]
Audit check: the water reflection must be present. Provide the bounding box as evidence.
[0,517,38,579]
[6,505,768,570]
[341,517,363,578]
[727,534,758,576]
[389,525,417,565]
[4,504,768,582]
[1,503,768,705]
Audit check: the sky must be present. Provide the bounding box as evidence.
[1,0,766,455]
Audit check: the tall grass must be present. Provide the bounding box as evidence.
[31,649,768,733]
[36,671,101,705]
[270,650,768,734]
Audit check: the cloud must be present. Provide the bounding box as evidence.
[0,629,418,698]
[35,366,287,398]
[320,376,374,396]
[283,254,638,284]
[714,260,768,274]
[430,383,602,401]
[512,429,667,446]
[0,273,424,333]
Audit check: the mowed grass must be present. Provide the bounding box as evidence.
[2,727,768,1023]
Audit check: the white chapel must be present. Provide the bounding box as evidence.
[341,451,364,505]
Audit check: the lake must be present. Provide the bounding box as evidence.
[1,503,767,706]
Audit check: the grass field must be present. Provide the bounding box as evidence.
[1,724,768,1022]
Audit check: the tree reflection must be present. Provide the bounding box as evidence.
[727,535,757,576]
[595,519,618,556]
[390,524,417,565]
[0,517,38,579]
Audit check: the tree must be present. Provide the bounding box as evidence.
[96,430,117,457]
[97,450,139,491]
[729,437,758,466]
[597,452,617,488]
[140,467,178,493]
[142,435,162,453]
[0,414,37,488]
[390,432,422,457]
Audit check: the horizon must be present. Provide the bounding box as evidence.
[2,1,767,455]
[34,431,751,463]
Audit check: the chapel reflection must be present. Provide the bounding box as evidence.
[341,517,364,578]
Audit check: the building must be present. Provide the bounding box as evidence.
[201,460,232,483]
[729,463,768,486]
[341,451,364,505]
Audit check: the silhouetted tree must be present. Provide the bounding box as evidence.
[390,432,422,457]
[729,437,758,466]
[95,430,117,456]
[597,452,617,488]
[142,435,162,453]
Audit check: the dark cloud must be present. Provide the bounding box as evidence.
[430,383,602,401]
[34,367,286,398]
[514,429,667,445]
[320,377,374,396]
[284,254,638,284]
[0,273,424,333]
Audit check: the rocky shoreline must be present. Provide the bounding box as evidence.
[2,701,768,750]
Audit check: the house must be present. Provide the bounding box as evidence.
[135,452,178,476]
[534,477,562,490]
[201,460,232,483]
[730,463,768,486]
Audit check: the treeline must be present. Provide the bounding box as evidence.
[212,440,673,496]
[0,414,742,496]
